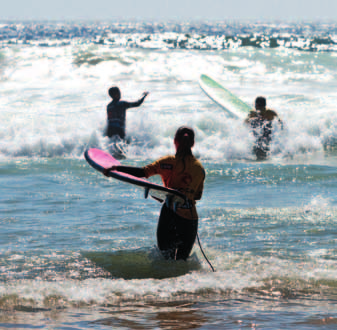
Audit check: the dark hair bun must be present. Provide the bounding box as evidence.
[174,126,195,148]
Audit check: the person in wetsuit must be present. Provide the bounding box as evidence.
[104,126,205,261]
[245,96,283,160]
[106,86,149,139]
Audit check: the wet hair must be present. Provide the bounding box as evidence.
[174,126,195,151]
[174,126,195,171]
[255,96,266,108]
[108,87,121,100]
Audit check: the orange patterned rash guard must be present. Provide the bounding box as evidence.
[144,155,205,220]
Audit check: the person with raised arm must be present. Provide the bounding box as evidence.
[106,86,149,139]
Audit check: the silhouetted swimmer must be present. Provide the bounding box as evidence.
[106,86,149,139]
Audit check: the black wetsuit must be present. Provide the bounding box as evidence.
[250,116,273,159]
[106,97,146,139]
[113,153,205,261]
[247,109,280,160]
[157,204,198,260]
[143,155,204,261]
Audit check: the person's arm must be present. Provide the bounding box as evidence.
[126,91,149,108]
[103,166,145,177]
[271,110,284,130]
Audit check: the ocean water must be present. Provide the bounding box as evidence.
[1,20,337,329]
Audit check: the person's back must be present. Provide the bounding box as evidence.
[245,97,282,159]
[144,153,204,220]
[106,99,129,139]
[248,109,277,138]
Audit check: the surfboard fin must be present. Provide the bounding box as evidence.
[165,195,179,212]
[165,195,172,208]
[144,187,150,199]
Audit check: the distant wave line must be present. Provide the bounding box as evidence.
[0,21,337,52]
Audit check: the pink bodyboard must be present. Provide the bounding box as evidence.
[84,148,187,205]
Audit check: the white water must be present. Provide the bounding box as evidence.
[1,45,337,162]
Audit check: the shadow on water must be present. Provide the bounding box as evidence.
[82,247,202,280]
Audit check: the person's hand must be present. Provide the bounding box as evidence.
[103,166,116,176]
[143,91,149,97]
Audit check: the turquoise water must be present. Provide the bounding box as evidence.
[2,157,337,328]
[1,21,337,329]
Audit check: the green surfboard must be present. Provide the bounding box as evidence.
[199,74,251,119]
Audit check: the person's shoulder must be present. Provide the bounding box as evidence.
[266,108,278,115]
[154,155,176,170]
[195,160,206,178]
[192,156,203,166]
[248,110,258,118]
[144,155,175,172]
[156,155,175,163]
[109,99,121,105]
[190,155,205,171]
[265,109,278,119]
[161,155,175,160]
[117,100,128,105]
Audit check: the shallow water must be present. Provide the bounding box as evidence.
[1,20,337,329]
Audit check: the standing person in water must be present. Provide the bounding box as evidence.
[104,126,205,260]
[106,86,149,139]
[245,96,283,160]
